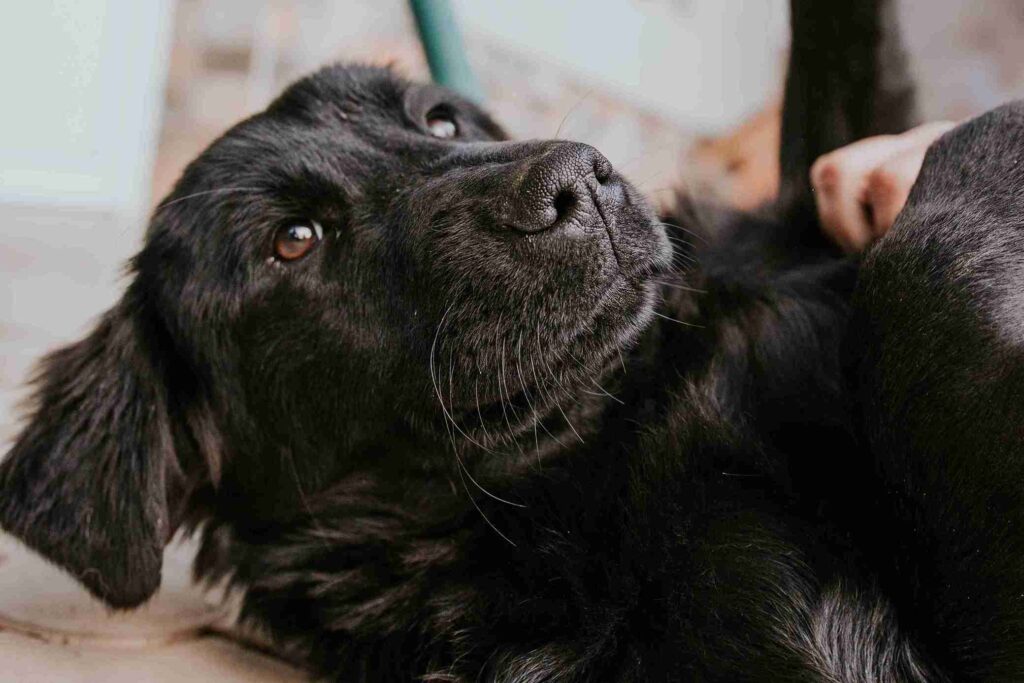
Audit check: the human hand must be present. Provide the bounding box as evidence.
[810,122,956,252]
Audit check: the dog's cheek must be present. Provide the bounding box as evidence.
[234,282,385,417]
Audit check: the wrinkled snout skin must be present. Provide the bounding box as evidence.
[398,139,668,290]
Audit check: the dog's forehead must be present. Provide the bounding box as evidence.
[185,67,414,193]
[261,64,499,148]
[271,64,408,122]
[155,63,503,243]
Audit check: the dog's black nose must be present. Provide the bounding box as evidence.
[504,143,614,233]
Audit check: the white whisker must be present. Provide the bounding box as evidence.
[554,88,595,139]
[653,311,704,328]
[659,220,709,245]
[156,186,262,211]
[455,463,517,547]
[653,279,707,294]
[429,304,524,510]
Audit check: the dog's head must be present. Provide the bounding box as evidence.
[0,65,669,607]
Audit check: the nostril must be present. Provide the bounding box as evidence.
[553,189,578,224]
[506,144,615,233]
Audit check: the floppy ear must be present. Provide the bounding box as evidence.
[0,287,179,608]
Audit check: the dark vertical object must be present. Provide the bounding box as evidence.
[408,0,484,103]
[778,0,917,225]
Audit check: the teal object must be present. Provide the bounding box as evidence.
[408,0,484,103]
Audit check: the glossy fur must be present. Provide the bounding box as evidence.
[1,1,1022,680]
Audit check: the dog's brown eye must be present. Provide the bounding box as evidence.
[426,108,458,139]
[273,220,322,261]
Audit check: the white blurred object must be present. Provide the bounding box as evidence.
[0,1,175,443]
[0,0,174,225]
[452,0,790,134]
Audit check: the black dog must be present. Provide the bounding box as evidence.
[2,1,1022,679]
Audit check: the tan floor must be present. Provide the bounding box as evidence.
[0,532,307,682]
[0,631,306,683]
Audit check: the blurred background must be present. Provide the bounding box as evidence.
[2,2,1024,678]
[2,0,1024,440]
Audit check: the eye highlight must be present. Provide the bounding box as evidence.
[273,220,323,262]
[425,107,458,139]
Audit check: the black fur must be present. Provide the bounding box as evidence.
[852,101,1024,680]
[1,1,1020,680]
[779,0,917,229]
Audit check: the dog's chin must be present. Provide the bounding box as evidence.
[446,246,664,453]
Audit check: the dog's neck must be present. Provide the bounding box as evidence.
[190,308,720,669]
[200,302,681,541]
